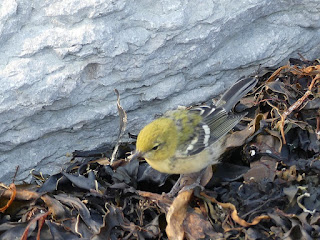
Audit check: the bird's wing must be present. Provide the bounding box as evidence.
[216,77,257,112]
[180,106,245,156]
[204,107,246,143]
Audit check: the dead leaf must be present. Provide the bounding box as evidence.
[166,190,193,240]
[0,183,16,212]
[111,89,128,164]
[243,156,277,183]
[225,118,256,148]
[41,195,67,220]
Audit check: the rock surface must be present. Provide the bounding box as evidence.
[1,0,320,183]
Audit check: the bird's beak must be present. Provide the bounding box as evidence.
[128,150,142,161]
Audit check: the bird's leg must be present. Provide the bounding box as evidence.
[167,175,184,198]
[179,170,206,193]
[167,167,211,197]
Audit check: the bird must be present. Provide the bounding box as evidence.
[132,77,257,195]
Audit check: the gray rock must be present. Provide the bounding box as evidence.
[0,0,320,183]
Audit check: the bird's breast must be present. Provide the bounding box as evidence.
[145,149,215,174]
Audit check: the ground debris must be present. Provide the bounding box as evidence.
[0,58,319,239]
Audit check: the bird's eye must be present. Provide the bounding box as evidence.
[152,145,159,151]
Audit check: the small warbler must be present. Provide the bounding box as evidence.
[132,77,257,193]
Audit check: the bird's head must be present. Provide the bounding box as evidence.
[135,118,178,162]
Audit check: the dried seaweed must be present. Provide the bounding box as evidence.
[0,58,319,239]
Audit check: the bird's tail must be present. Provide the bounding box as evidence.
[216,76,257,112]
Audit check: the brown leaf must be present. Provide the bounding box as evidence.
[250,134,282,159]
[20,211,51,240]
[111,89,128,163]
[1,188,40,201]
[243,156,277,183]
[225,118,256,149]
[166,190,219,240]
[41,195,67,220]
[166,191,193,240]
[184,208,219,240]
[0,183,16,212]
